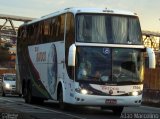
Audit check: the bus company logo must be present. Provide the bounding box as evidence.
[109,90,113,95]
[101,85,119,91]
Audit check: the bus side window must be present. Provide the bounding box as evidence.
[65,13,75,80]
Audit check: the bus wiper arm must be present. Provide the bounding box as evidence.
[86,75,100,80]
[117,80,141,84]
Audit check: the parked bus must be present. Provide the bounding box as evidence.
[16,7,155,114]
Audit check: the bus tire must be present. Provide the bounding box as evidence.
[24,83,34,104]
[2,91,5,97]
[19,94,22,97]
[58,88,66,110]
[112,106,123,116]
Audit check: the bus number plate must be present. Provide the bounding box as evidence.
[105,99,117,104]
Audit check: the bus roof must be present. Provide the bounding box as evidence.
[23,7,137,26]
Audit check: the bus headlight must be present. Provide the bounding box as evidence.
[75,88,93,95]
[5,83,10,89]
[81,89,88,95]
[131,91,139,96]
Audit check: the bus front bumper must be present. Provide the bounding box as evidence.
[73,93,142,106]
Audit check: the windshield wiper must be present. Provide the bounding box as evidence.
[86,75,100,80]
[116,80,142,85]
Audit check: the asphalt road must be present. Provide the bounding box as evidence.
[0,95,160,119]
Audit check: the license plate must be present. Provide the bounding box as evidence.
[105,99,117,104]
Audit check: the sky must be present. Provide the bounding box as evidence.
[0,0,160,32]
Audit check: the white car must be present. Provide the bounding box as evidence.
[0,73,16,96]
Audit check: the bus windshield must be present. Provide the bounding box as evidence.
[76,14,142,44]
[76,47,144,84]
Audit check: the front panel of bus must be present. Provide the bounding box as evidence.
[73,13,144,106]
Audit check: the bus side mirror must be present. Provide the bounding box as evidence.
[68,44,76,66]
[146,48,156,69]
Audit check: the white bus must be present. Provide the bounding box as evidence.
[16,7,155,114]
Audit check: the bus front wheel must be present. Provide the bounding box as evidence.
[58,88,66,110]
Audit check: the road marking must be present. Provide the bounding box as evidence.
[0,97,86,119]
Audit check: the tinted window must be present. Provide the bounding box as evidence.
[76,14,142,44]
